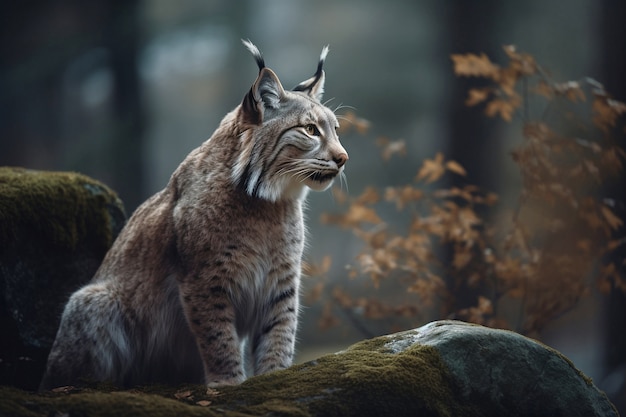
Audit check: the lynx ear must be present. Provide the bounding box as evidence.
[293,45,329,101]
[241,40,285,124]
[254,68,285,109]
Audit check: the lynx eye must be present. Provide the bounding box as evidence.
[303,124,321,137]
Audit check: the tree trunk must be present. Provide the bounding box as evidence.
[599,0,626,413]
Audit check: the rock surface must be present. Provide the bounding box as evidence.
[388,321,618,416]
[0,167,126,390]
[0,320,618,417]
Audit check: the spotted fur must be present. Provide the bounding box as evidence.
[40,41,348,389]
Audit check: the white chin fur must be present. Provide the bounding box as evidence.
[305,177,335,192]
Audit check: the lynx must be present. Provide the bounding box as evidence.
[40,40,348,389]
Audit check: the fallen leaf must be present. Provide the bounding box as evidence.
[196,400,212,407]
[51,386,76,394]
[174,390,193,400]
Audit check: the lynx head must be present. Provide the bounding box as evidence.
[231,40,348,202]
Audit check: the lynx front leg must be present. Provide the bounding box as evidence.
[179,280,245,386]
[252,278,299,376]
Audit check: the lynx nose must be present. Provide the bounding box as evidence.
[333,152,349,168]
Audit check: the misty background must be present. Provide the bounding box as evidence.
[1,0,624,410]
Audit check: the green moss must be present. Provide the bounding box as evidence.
[0,167,125,253]
[0,386,219,417]
[0,335,481,417]
[208,336,477,417]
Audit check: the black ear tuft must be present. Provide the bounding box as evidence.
[241,40,286,124]
[293,45,329,101]
[242,39,265,72]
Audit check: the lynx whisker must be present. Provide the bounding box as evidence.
[339,171,349,194]
[333,103,355,113]
[275,164,312,183]
[323,97,336,107]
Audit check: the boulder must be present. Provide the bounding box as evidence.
[0,320,618,416]
[386,321,618,416]
[0,167,126,390]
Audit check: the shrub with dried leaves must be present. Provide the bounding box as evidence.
[310,46,625,337]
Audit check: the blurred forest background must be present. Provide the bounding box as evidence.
[1,0,624,410]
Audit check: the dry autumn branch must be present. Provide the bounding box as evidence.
[309,45,625,337]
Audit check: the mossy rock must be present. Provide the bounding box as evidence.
[0,167,126,390]
[0,321,618,416]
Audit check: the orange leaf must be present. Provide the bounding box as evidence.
[553,81,586,102]
[320,203,382,228]
[484,192,498,205]
[593,97,626,133]
[304,256,333,278]
[485,96,520,121]
[533,80,554,99]
[466,88,491,106]
[451,53,500,79]
[477,296,493,314]
[445,160,467,176]
[453,250,472,270]
[601,205,624,230]
[507,287,524,298]
[338,110,371,135]
[377,138,407,161]
[607,239,625,251]
[347,204,382,225]
[355,186,380,205]
[502,45,536,76]
[331,187,348,205]
[416,153,445,183]
[174,390,193,400]
[51,386,77,393]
